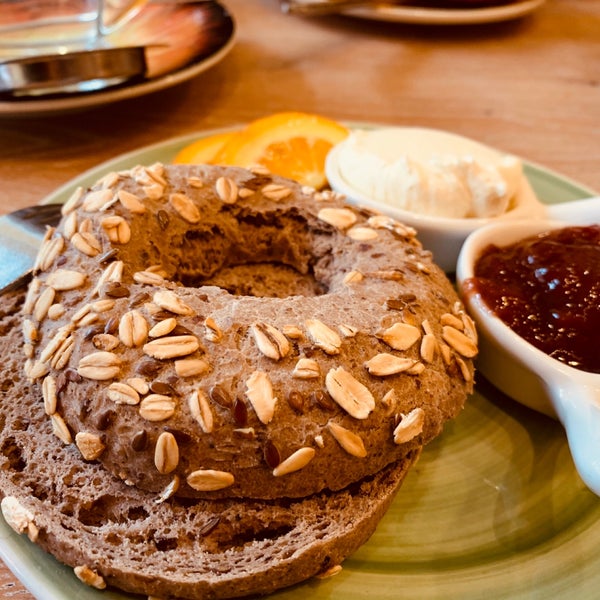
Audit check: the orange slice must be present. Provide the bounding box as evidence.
[172,112,349,189]
[214,112,349,189]
[173,130,237,165]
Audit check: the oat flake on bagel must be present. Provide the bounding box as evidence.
[22,163,476,500]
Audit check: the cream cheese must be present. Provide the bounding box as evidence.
[334,128,523,219]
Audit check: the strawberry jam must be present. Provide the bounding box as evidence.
[467,225,600,374]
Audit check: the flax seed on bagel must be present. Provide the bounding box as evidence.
[23,163,476,500]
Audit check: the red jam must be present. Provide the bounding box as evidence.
[466,225,600,374]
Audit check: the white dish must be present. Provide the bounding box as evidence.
[1,127,600,600]
[344,0,546,25]
[0,1,235,117]
[456,216,600,495]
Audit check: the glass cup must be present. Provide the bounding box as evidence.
[0,0,148,58]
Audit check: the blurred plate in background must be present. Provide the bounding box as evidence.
[0,1,235,116]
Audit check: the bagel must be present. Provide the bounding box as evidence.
[21,163,476,501]
[0,287,420,599]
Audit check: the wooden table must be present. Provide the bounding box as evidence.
[0,0,598,596]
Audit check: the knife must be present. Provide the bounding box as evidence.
[0,203,62,293]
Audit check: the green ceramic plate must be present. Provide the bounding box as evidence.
[1,128,598,600]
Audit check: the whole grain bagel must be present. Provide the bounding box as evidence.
[1,287,420,600]
[23,163,476,500]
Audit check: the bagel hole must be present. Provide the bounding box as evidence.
[183,262,326,299]
[176,214,330,298]
[170,211,338,298]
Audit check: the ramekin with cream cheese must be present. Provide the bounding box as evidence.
[325,127,544,272]
[333,127,523,219]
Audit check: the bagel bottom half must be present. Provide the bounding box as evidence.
[0,288,420,600]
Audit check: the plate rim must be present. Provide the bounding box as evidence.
[40,122,598,207]
[344,0,546,25]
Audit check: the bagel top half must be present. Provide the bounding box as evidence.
[22,163,477,500]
